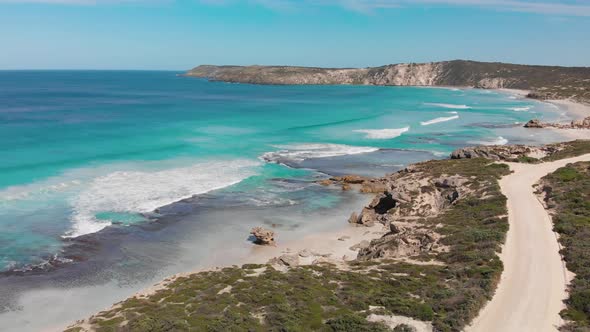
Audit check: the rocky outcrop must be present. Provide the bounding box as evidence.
[318,175,387,194]
[451,141,588,162]
[451,145,547,161]
[250,227,276,246]
[524,116,590,129]
[346,164,471,260]
[185,60,590,103]
[523,119,544,128]
[357,226,442,261]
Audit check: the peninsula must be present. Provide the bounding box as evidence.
[185,60,590,103]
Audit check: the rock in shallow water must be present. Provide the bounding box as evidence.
[250,227,276,246]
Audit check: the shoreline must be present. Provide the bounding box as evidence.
[496,88,590,141]
[61,89,590,331]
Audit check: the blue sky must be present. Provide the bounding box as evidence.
[1,0,589,69]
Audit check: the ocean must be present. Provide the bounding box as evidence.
[0,71,567,331]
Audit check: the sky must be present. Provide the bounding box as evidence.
[0,0,589,70]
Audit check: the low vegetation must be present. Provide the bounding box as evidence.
[539,162,590,330]
[542,140,590,162]
[66,158,510,332]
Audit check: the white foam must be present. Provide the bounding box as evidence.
[65,159,259,238]
[261,143,379,163]
[510,106,532,112]
[471,136,509,146]
[425,103,471,109]
[0,179,82,203]
[353,127,410,139]
[446,111,459,115]
[420,115,459,126]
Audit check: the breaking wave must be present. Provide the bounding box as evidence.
[65,160,260,238]
[353,127,410,139]
[425,103,471,109]
[420,115,459,126]
[261,143,379,164]
[509,106,532,112]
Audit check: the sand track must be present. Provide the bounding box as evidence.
[468,154,590,332]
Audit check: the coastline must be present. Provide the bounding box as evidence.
[496,88,590,141]
[62,90,590,331]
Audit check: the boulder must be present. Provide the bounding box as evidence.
[347,212,359,224]
[524,119,544,128]
[250,227,276,246]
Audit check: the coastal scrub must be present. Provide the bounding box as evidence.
[66,158,510,332]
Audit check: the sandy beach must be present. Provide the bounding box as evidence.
[498,89,590,141]
[64,94,590,331]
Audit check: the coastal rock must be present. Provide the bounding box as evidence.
[390,223,404,234]
[359,179,388,193]
[317,175,387,194]
[523,116,590,130]
[524,119,545,128]
[298,249,312,258]
[451,145,544,161]
[250,227,276,246]
[349,240,371,251]
[358,228,441,260]
[572,116,590,129]
[450,142,586,162]
[347,212,359,224]
[333,175,366,184]
[278,254,299,267]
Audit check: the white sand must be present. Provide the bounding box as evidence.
[468,154,590,332]
[548,99,590,120]
[545,100,590,140]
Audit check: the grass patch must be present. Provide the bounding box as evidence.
[542,140,590,162]
[541,162,590,330]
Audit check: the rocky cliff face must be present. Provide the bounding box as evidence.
[185,60,590,102]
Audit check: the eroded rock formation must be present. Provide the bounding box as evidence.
[250,227,276,246]
[524,116,590,129]
[346,164,472,260]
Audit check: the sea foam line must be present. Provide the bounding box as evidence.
[353,127,410,139]
[509,106,532,112]
[261,143,379,164]
[65,159,260,238]
[420,115,459,126]
[425,103,471,109]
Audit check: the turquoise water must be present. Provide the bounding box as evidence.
[0,71,562,271]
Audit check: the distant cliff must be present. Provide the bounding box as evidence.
[185,60,590,103]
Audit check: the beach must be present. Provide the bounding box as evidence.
[0,75,588,331]
[65,93,590,331]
